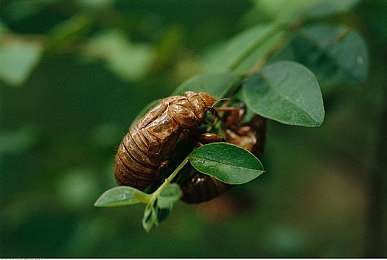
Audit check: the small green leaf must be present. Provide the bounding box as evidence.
[142,203,158,232]
[189,142,264,184]
[142,203,171,232]
[94,186,150,207]
[142,200,173,231]
[243,61,324,127]
[172,72,241,99]
[157,183,182,209]
[156,207,171,223]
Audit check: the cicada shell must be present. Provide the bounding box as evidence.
[114,91,216,191]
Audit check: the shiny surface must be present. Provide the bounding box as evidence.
[115,91,215,190]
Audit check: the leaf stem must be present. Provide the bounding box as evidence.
[222,18,306,102]
[228,23,283,71]
[151,155,190,199]
[248,17,304,75]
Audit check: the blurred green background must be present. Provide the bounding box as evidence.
[0,0,385,257]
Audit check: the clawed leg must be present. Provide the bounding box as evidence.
[197,132,224,146]
[154,159,169,184]
[197,101,248,146]
[214,101,247,129]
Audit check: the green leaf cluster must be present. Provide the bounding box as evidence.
[94,1,369,232]
[94,182,181,232]
[95,143,262,231]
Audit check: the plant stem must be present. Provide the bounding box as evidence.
[248,18,304,75]
[151,155,190,199]
[228,23,283,71]
[225,18,305,100]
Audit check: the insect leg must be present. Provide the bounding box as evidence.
[215,101,247,128]
[197,132,224,146]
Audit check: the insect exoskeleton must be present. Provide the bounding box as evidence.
[179,168,232,204]
[180,104,267,204]
[114,91,216,191]
[224,114,267,159]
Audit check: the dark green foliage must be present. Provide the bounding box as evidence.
[1,0,384,257]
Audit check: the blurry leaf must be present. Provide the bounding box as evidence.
[246,0,358,23]
[94,186,150,207]
[246,0,317,23]
[0,37,43,86]
[157,183,182,209]
[233,30,284,74]
[205,24,285,73]
[75,0,115,9]
[156,207,171,223]
[153,25,184,71]
[46,13,93,56]
[243,61,324,127]
[82,29,154,81]
[172,72,241,98]
[57,167,99,209]
[142,203,158,232]
[305,0,359,19]
[190,142,264,184]
[273,25,369,85]
[0,125,38,154]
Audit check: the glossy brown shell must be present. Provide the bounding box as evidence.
[114,91,216,191]
[180,170,232,204]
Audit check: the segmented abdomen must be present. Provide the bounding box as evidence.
[180,171,232,203]
[114,99,181,190]
[114,91,215,191]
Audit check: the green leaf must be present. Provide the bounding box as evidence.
[142,203,158,232]
[142,203,171,232]
[243,61,324,127]
[189,142,264,185]
[273,25,369,85]
[205,24,285,73]
[156,207,171,223]
[94,186,150,207]
[157,183,182,209]
[172,72,241,99]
